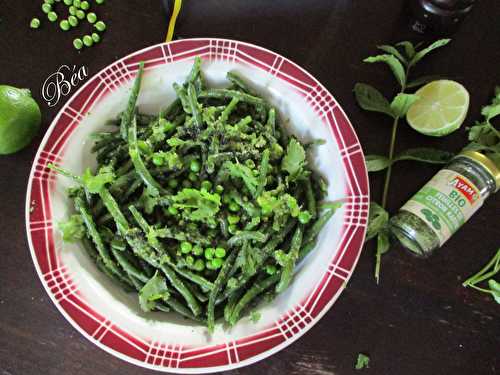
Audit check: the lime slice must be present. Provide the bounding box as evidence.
[406,80,469,137]
[0,85,41,155]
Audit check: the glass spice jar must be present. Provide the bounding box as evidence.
[391,151,500,257]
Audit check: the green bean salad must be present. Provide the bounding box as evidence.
[51,57,341,331]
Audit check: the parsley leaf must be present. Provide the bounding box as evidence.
[58,214,85,242]
[355,353,370,370]
[138,271,170,312]
[81,166,115,193]
[282,138,306,178]
[172,188,222,225]
[224,161,259,197]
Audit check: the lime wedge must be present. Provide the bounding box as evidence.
[406,80,469,137]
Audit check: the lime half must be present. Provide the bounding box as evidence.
[0,85,41,155]
[406,80,469,137]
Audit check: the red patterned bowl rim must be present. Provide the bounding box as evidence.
[25,38,369,373]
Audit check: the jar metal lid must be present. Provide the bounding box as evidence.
[460,150,500,192]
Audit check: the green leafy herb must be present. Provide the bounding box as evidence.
[58,214,85,242]
[355,353,370,370]
[250,310,261,323]
[282,138,306,178]
[354,39,451,282]
[139,271,170,312]
[81,166,115,193]
[463,248,500,304]
[172,188,222,225]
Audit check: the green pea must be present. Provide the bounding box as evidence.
[186,255,194,266]
[215,184,224,193]
[59,19,70,30]
[69,5,77,15]
[229,202,240,212]
[205,260,215,270]
[228,224,238,234]
[80,0,90,10]
[91,32,101,43]
[167,206,178,215]
[222,194,232,204]
[192,245,203,256]
[152,154,164,166]
[188,172,197,182]
[245,159,255,169]
[73,38,83,50]
[204,247,215,260]
[67,15,77,27]
[298,211,312,224]
[94,20,106,31]
[45,0,55,4]
[73,0,81,7]
[200,181,212,191]
[95,0,104,3]
[227,215,240,225]
[86,12,97,23]
[63,0,72,5]
[211,258,223,269]
[76,9,85,19]
[189,159,201,173]
[168,179,178,188]
[215,247,226,258]
[30,18,41,29]
[266,264,277,275]
[180,241,192,254]
[194,259,205,271]
[83,35,93,47]
[42,3,52,13]
[47,11,58,22]
[182,180,191,188]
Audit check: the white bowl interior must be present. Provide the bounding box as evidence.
[51,57,347,346]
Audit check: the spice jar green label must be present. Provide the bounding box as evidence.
[400,169,484,245]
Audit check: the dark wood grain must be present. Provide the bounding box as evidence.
[0,1,499,374]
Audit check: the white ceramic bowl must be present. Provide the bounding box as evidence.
[26,39,369,373]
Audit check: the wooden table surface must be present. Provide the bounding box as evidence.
[1,1,499,374]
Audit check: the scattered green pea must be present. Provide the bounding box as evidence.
[42,3,52,13]
[215,184,224,193]
[205,260,215,270]
[152,154,164,166]
[94,20,106,31]
[193,259,205,271]
[63,0,72,5]
[190,159,201,173]
[47,11,58,22]
[167,206,178,215]
[76,9,85,19]
[95,0,104,3]
[180,241,192,254]
[228,224,238,234]
[91,32,100,43]
[30,18,41,29]
[215,247,226,258]
[69,5,77,15]
[266,264,277,275]
[86,12,97,23]
[192,245,203,256]
[201,181,212,191]
[245,159,255,168]
[73,38,83,50]
[80,0,90,10]
[211,258,223,269]
[227,215,240,225]
[188,172,197,182]
[73,0,81,7]
[298,211,312,224]
[59,19,70,31]
[229,202,240,212]
[204,247,215,260]
[68,15,78,26]
[168,179,178,188]
[185,255,194,266]
[82,35,93,47]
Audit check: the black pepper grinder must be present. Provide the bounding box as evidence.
[409,0,476,35]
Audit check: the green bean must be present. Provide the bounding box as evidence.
[128,115,163,196]
[229,273,280,325]
[256,149,270,197]
[120,62,144,140]
[266,108,276,136]
[218,97,239,123]
[111,248,149,283]
[276,225,303,293]
[208,249,238,332]
[199,89,265,107]
[305,179,317,219]
[226,72,255,95]
[187,83,203,127]
[173,83,191,114]
[96,258,135,292]
[186,56,202,84]
[98,187,130,235]
[227,231,268,247]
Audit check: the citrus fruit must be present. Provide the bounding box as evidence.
[0,85,41,154]
[406,80,469,137]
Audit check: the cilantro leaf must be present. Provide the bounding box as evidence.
[138,271,170,312]
[282,138,306,178]
[355,353,370,370]
[224,161,259,197]
[81,166,115,193]
[58,214,85,242]
[172,188,221,225]
[250,311,261,323]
